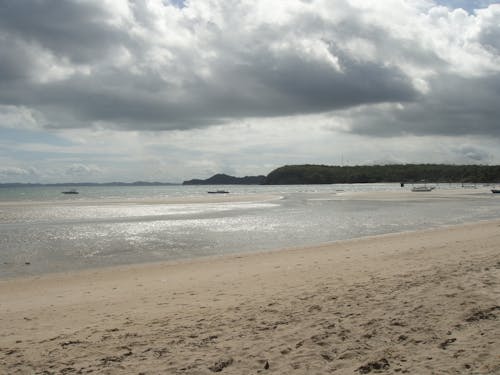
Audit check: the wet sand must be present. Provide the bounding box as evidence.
[0,193,282,207]
[335,187,494,201]
[1,220,499,374]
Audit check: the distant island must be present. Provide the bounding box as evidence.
[0,181,179,187]
[264,164,500,184]
[182,173,266,185]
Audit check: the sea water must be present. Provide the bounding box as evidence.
[1,184,499,278]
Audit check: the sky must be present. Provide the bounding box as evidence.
[1,0,499,183]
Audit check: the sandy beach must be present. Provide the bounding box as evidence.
[1,220,499,374]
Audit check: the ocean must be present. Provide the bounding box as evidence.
[1,184,499,278]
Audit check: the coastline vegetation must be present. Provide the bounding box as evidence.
[264,164,500,184]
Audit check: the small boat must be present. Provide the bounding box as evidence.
[492,189,500,194]
[62,189,79,194]
[207,190,229,194]
[411,186,434,192]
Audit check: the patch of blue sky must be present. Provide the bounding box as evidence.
[0,127,73,146]
[434,0,499,12]
[164,0,186,9]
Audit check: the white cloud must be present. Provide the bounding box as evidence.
[0,166,35,177]
[66,163,103,176]
[453,144,491,162]
[0,105,44,130]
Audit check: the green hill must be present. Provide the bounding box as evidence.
[264,164,500,184]
[183,174,266,185]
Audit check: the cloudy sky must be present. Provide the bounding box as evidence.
[1,0,499,183]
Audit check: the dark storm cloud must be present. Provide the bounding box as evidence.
[0,37,35,83]
[182,49,417,121]
[342,73,500,137]
[17,55,415,130]
[0,0,127,63]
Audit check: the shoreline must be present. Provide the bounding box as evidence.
[0,216,497,281]
[1,220,499,373]
[1,216,498,283]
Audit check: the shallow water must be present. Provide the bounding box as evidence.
[1,184,499,278]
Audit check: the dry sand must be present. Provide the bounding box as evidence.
[1,220,499,374]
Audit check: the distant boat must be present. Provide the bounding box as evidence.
[492,189,500,194]
[62,189,79,194]
[411,186,434,192]
[207,190,229,194]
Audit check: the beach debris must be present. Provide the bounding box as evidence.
[280,347,292,355]
[439,338,456,349]
[99,347,133,366]
[60,340,83,348]
[321,353,334,362]
[150,347,169,358]
[255,359,270,370]
[60,366,77,373]
[465,306,500,322]
[208,357,233,372]
[390,320,406,327]
[357,358,390,373]
[308,304,322,312]
[199,334,218,346]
